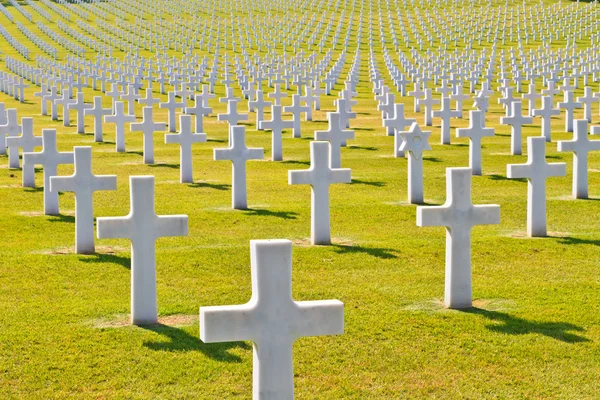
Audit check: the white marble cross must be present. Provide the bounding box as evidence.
[55,87,76,127]
[500,101,532,155]
[214,126,264,209]
[50,146,117,254]
[558,91,582,133]
[67,92,92,134]
[522,83,541,116]
[97,176,188,325]
[384,103,415,157]
[259,105,293,161]
[6,117,42,187]
[23,129,74,215]
[315,112,354,168]
[120,84,139,116]
[399,122,431,204]
[507,137,566,237]
[43,86,60,118]
[456,110,494,175]
[138,87,160,107]
[105,101,136,153]
[160,91,185,133]
[283,94,310,138]
[577,87,598,123]
[130,106,167,164]
[417,168,500,308]
[289,141,351,245]
[417,88,440,126]
[185,94,212,133]
[218,99,248,137]
[249,90,272,129]
[0,108,21,160]
[432,97,461,145]
[532,96,560,142]
[200,239,344,400]
[85,96,112,142]
[557,119,600,199]
[165,115,207,183]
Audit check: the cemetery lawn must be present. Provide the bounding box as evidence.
[1,1,600,399]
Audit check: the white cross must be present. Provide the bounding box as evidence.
[13,77,28,103]
[399,122,432,204]
[50,147,117,254]
[456,110,495,175]
[43,87,61,119]
[165,115,207,183]
[408,82,425,112]
[185,94,212,134]
[507,137,566,237]
[0,108,20,159]
[557,119,600,199]
[532,96,560,142]
[283,94,310,138]
[120,84,139,116]
[200,239,343,400]
[249,90,272,129]
[105,101,136,153]
[577,87,599,123]
[335,99,356,130]
[521,83,541,117]
[258,105,293,161]
[84,96,112,142]
[23,129,74,215]
[218,100,248,139]
[130,106,166,164]
[315,112,354,168]
[97,176,188,325]
[67,92,92,134]
[288,141,351,245]
[417,88,440,126]
[384,103,415,158]
[558,91,582,133]
[433,97,461,145]
[268,83,287,106]
[417,167,500,309]
[5,117,42,187]
[449,84,469,117]
[54,87,76,127]
[137,88,160,107]
[214,126,264,210]
[159,91,185,133]
[500,101,533,155]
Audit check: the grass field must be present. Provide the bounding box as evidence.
[0,0,600,398]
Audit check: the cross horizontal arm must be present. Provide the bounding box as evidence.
[293,300,344,338]
[200,303,256,343]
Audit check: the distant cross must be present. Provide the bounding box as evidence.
[283,94,310,138]
[160,91,185,133]
[105,101,136,152]
[130,107,167,164]
[50,147,117,254]
[408,82,425,112]
[97,176,188,325]
[6,117,41,187]
[417,167,500,308]
[23,129,74,215]
[577,87,598,123]
[417,88,440,126]
[85,96,112,142]
[507,137,566,237]
[67,92,92,134]
[558,91,582,133]
[120,84,139,116]
[214,126,264,209]
[557,119,600,199]
[500,101,533,155]
[456,110,495,175]
[384,103,416,157]
[259,105,293,161]
[315,112,354,168]
[288,141,351,245]
[522,83,542,117]
[450,84,469,116]
[532,96,560,142]
[44,87,61,120]
[268,83,287,106]
[218,99,249,139]
[165,115,207,183]
[200,239,343,400]
[138,88,160,107]
[249,90,272,130]
[0,108,21,159]
[433,97,461,145]
[185,94,212,133]
[399,122,432,204]
[54,87,76,127]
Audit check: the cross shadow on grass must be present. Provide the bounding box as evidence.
[47,214,75,223]
[332,244,398,259]
[281,160,310,166]
[462,308,589,343]
[243,208,298,220]
[423,156,443,163]
[23,186,44,192]
[127,150,144,157]
[207,138,227,143]
[347,145,378,151]
[141,324,251,361]
[147,163,180,169]
[352,178,385,187]
[188,182,231,191]
[556,236,600,247]
[79,253,131,269]
[488,174,526,182]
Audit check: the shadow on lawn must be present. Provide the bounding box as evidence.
[463,308,589,343]
[79,253,131,269]
[557,236,600,247]
[332,244,399,259]
[142,324,250,361]
[188,182,231,191]
[488,174,527,183]
[351,178,385,187]
[243,208,298,220]
[47,214,75,223]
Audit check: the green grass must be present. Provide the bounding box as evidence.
[0,0,600,398]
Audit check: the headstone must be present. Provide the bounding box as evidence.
[130,106,167,164]
[200,239,343,400]
[67,92,92,134]
[432,97,461,145]
[50,147,117,254]
[165,115,207,183]
[417,168,500,309]
[214,126,264,209]
[105,101,136,152]
[456,111,495,175]
[532,96,560,142]
[84,96,112,142]
[399,122,431,204]
[558,91,582,133]
[288,141,351,245]
[259,105,293,161]
[314,112,354,168]
[22,129,74,215]
[97,176,188,325]
[500,101,533,155]
[5,117,42,187]
[507,137,566,237]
